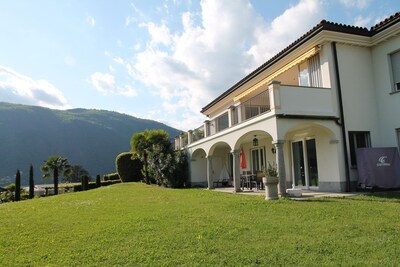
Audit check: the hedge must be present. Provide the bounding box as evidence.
[115,152,143,182]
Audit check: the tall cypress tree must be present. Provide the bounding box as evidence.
[15,170,21,201]
[29,164,34,199]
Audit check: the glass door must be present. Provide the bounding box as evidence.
[306,139,318,187]
[292,139,319,189]
[292,141,305,187]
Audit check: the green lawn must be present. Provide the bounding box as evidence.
[0,183,399,266]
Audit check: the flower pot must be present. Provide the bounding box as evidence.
[263,176,279,200]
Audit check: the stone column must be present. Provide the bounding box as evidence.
[273,140,287,197]
[187,130,193,145]
[228,105,235,127]
[231,150,241,192]
[174,136,180,150]
[204,120,210,138]
[207,155,214,189]
[179,133,184,149]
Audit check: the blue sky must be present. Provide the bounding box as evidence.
[0,0,398,130]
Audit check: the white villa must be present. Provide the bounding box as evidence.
[175,13,400,195]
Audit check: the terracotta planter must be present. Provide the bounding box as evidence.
[263,176,279,200]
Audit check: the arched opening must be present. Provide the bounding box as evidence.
[209,142,232,187]
[190,148,207,187]
[284,123,340,191]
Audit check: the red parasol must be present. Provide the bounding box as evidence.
[240,147,247,169]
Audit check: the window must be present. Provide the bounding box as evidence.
[215,112,229,132]
[349,131,371,167]
[298,53,322,87]
[390,50,400,91]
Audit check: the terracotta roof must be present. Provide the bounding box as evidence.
[201,12,400,114]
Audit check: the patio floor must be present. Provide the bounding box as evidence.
[212,187,360,199]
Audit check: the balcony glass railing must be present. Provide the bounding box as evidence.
[240,90,270,121]
[192,126,204,142]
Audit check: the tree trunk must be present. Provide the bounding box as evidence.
[144,153,150,184]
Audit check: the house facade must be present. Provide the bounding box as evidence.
[176,13,400,194]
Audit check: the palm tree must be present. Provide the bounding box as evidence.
[41,156,72,195]
[131,131,150,184]
[130,129,172,185]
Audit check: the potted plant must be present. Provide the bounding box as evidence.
[262,162,279,200]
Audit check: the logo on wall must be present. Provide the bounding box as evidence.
[376,156,391,167]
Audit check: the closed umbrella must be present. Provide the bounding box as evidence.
[240,147,247,169]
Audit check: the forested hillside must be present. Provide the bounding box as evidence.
[0,102,181,186]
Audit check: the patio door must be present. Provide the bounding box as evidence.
[291,139,319,189]
[251,147,265,174]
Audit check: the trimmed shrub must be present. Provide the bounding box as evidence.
[15,170,21,201]
[81,175,89,191]
[96,174,101,187]
[115,152,143,182]
[103,173,120,181]
[100,180,121,186]
[29,165,34,199]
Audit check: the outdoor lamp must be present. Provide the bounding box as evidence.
[271,147,276,154]
[253,135,258,146]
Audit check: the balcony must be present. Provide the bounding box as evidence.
[175,81,335,149]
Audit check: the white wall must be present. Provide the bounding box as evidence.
[336,44,381,144]
[371,35,400,147]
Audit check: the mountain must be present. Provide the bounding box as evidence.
[0,102,181,186]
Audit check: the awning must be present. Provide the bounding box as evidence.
[234,46,318,102]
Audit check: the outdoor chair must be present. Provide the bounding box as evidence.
[213,179,229,187]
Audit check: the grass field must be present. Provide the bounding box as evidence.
[0,183,399,266]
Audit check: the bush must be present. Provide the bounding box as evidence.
[103,173,120,181]
[116,152,143,182]
[96,174,101,187]
[81,175,89,191]
[73,180,121,192]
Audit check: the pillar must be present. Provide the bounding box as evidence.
[273,140,287,196]
[179,133,184,149]
[207,155,214,189]
[268,80,281,111]
[187,130,193,145]
[231,150,241,192]
[204,120,210,138]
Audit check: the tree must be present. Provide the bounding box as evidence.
[65,165,90,183]
[130,129,171,184]
[41,156,72,195]
[29,164,34,199]
[15,170,21,201]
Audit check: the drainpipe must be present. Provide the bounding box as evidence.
[332,42,351,192]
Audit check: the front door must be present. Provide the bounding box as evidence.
[292,139,319,189]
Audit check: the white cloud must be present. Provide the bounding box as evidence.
[0,65,69,109]
[339,0,372,9]
[89,72,137,97]
[354,15,372,27]
[247,0,325,67]
[86,16,96,27]
[140,22,172,46]
[131,0,326,130]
